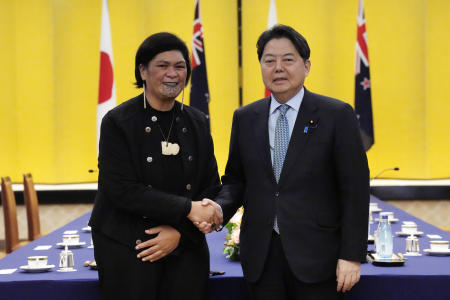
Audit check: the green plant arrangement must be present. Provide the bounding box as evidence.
[223,207,243,261]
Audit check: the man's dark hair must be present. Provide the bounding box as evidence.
[134,32,191,88]
[257,24,310,61]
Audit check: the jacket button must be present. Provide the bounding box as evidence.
[182,127,188,133]
[142,216,148,219]
[175,117,180,122]
[136,239,142,245]
[275,192,279,197]
[147,157,153,163]
[147,184,152,188]
[188,155,193,162]
[145,126,151,133]
[151,116,157,122]
[186,184,192,190]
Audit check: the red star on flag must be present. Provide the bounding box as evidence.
[360,77,370,90]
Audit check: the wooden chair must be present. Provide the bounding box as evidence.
[1,176,21,253]
[23,173,42,241]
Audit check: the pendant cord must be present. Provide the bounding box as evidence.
[156,111,175,144]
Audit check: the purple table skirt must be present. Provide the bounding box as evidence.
[1,195,449,300]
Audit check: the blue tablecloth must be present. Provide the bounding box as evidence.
[1,196,449,300]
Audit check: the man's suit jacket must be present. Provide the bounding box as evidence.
[216,88,370,284]
[89,94,221,250]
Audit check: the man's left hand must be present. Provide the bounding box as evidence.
[336,259,360,293]
[192,198,223,234]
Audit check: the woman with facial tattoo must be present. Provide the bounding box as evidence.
[89,32,222,300]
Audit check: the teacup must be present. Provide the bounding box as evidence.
[380,211,395,221]
[62,234,80,245]
[430,240,449,251]
[27,256,48,268]
[401,224,418,234]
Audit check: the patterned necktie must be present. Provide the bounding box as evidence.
[273,104,290,182]
[273,104,289,233]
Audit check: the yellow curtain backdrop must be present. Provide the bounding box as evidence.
[0,0,238,183]
[242,0,450,179]
[0,0,449,183]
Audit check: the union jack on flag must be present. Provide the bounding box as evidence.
[354,0,374,151]
[190,0,210,120]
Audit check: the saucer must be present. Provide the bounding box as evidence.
[395,231,424,237]
[81,226,91,232]
[375,218,399,223]
[423,249,450,256]
[367,253,405,266]
[57,267,77,272]
[20,264,55,273]
[403,252,422,256]
[56,241,86,248]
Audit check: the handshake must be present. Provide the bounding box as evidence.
[187,199,223,234]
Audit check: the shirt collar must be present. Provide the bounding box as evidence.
[269,87,304,115]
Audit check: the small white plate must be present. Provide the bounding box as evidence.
[81,226,91,232]
[370,208,382,213]
[368,235,374,242]
[403,252,422,256]
[395,231,424,237]
[57,268,77,272]
[423,249,450,256]
[20,264,55,273]
[375,218,399,223]
[56,241,86,248]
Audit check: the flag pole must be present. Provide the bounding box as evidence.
[190,0,211,124]
[97,0,116,153]
[264,0,277,98]
[354,0,374,151]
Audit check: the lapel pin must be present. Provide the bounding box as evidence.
[305,120,318,133]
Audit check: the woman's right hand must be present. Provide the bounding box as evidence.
[187,199,223,228]
[135,225,181,262]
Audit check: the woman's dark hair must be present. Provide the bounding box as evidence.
[134,32,191,88]
[257,24,310,62]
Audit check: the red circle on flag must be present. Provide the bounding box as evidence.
[98,51,114,104]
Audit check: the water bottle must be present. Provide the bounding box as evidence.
[375,215,393,258]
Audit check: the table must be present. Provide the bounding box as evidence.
[347,197,450,300]
[1,196,449,300]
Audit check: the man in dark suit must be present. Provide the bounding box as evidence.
[200,25,370,299]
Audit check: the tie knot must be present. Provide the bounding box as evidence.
[278,104,289,116]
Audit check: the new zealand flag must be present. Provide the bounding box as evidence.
[190,0,210,121]
[355,0,374,151]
